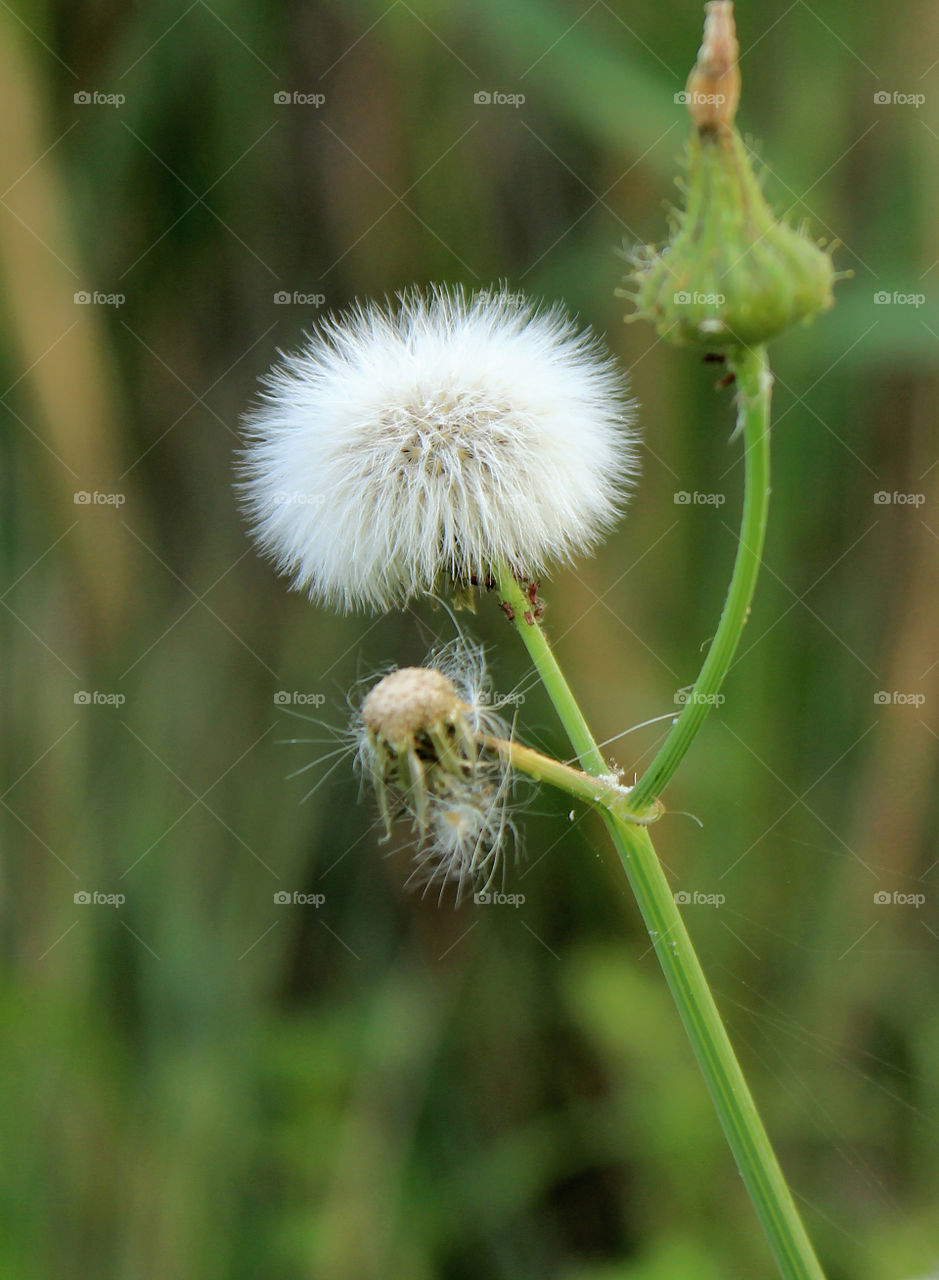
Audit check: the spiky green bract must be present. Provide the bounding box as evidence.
[627,128,835,349]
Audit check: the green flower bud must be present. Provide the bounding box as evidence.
[626,2,836,350]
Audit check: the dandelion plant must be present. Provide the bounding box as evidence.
[239,4,839,1276]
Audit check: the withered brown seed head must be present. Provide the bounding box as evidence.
[360,667,462,752]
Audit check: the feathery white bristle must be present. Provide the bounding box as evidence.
[239,285,640,611]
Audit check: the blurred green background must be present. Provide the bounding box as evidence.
[2,0,938,1276]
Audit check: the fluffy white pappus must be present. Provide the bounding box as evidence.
[239,285,640,611]
[408,777,517,906]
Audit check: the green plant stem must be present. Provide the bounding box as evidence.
[479,733,663,825]
[603,815,825,1280]
[491,347,826,1278]
[628,343,772,812]
[492,573,610,778]
[493,593,825,1280]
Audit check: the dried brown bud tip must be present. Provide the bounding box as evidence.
[685,0,740,132]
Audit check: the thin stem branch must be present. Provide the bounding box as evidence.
[492,566,609,777]
[628,343,772,812]
[479,732,662,825]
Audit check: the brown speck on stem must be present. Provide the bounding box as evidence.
[525,579,545,621]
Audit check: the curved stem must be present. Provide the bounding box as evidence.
[627,343,772,812]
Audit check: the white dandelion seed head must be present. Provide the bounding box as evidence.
[239,284,640,611]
